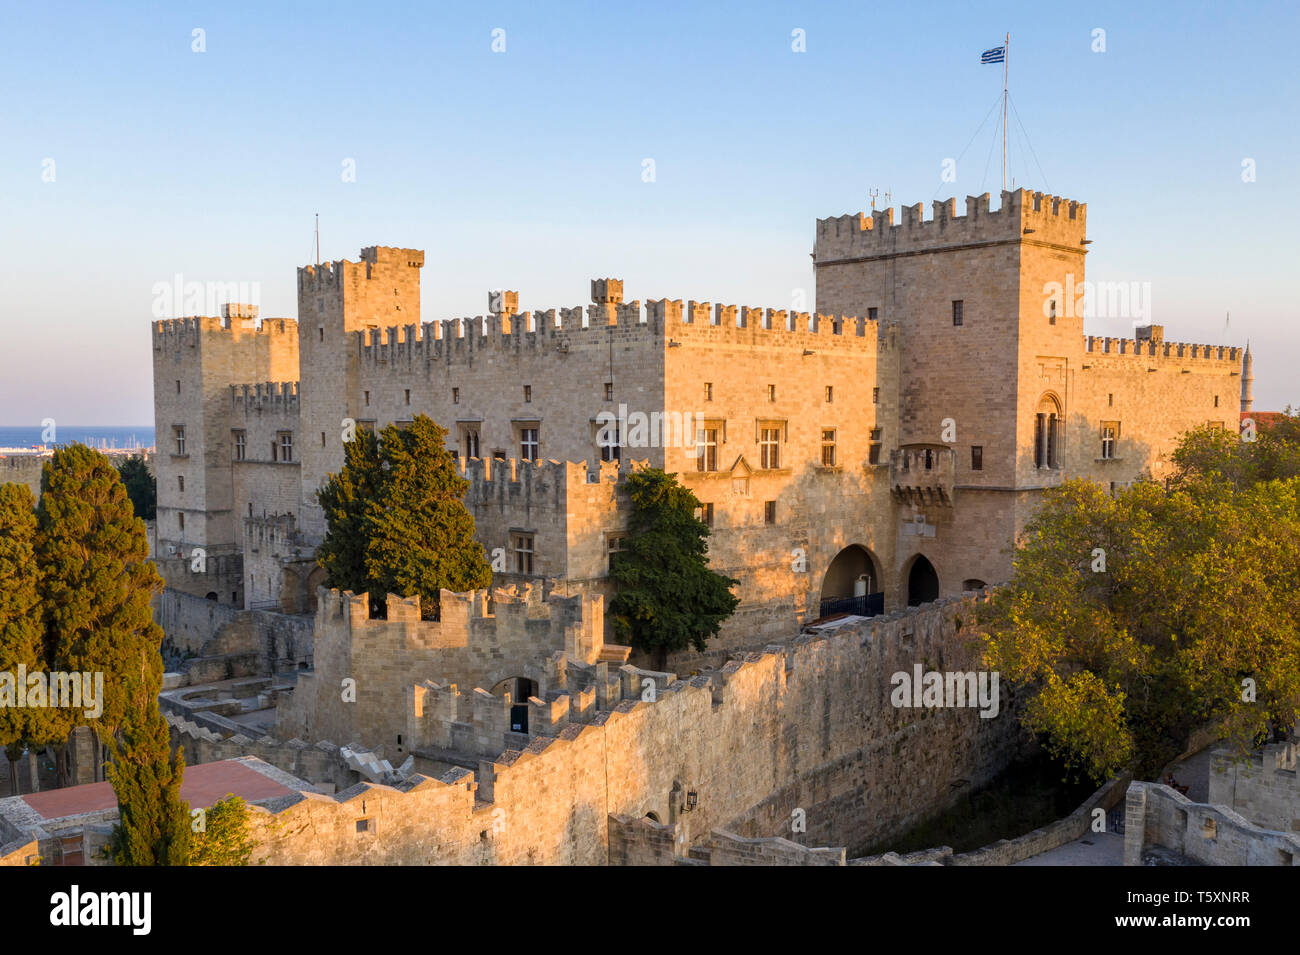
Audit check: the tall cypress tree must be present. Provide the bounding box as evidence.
[0,483,44,786]
[36,445,189,864]
[316,425,381,595]
[36,445,163,739]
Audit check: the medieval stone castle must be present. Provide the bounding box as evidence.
[150,186,1248,657]
[3,186,1282,867]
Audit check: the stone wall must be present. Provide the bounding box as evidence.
[1123,781,1300,866]
[156,587,313,678]
[255,591,1024,864]
[1209,742,1299,833]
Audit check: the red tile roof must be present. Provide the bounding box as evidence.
[20,759,295,821]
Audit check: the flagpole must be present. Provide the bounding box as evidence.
[1002,32,1009,193]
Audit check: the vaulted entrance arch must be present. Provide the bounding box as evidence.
[906,554,939,606]
[818,545,884,619]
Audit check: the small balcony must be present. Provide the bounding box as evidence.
[890,445,955,506]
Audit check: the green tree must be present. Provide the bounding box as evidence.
[1170,409,1300,492]
[106,704,190,866]
[607,469,739,669]
[36,445,189,864]
[36,445,165,741]
[190,794,256,866]
[0,483,44,788]
[316,415,492,618]
[977,477,1300,782]
[115,455,156,521]
[316,425,380,594]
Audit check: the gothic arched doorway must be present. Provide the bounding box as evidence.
[906,555,939,606]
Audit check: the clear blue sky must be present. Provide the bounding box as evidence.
[1,0,1296,424]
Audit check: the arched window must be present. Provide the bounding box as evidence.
[1034,395,1061,469]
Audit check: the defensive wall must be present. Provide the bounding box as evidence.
[260,588,1025,863]
[1124,781,1300,866]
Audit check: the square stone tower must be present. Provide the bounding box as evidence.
[296,247,424,541]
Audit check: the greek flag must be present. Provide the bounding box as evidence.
[981,46,1005,64]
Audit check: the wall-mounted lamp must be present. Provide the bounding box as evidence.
[684,791,698,812]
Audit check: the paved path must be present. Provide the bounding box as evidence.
[1013,830,1124,866]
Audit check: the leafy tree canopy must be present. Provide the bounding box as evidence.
[978,473,1300,783]
[116,455,157,521]
[607,468,739,666]
[316,415,492,618]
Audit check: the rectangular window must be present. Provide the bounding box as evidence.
[512,533,534,574]
[524,385,532,403]
[277,431,293,463]
[1049,300,1057,325]
[404,388,411,405]
[868,307,878,321]
[767,384,776,402]
[971,446,983,471]
[694,503,714,527]
[599,423,621,462]
[364,391,370,406]
[868,427,882,465]
[320,432,326,447]
[1213,394,1220,408]
[952,300,963,326]
[233,430,246,461]
[464,430,480,459]
[318,327,324,342]
[821,429,836,467]
[1108,393,1114,407]
[175,379,180,394]
[607,535,624,573]
[696,428,718,472]
[825,385,833,403]
[604,382,614,401]
[764,501,776,525]
[759,428,781,469]
[1101,421,1119,460]
[520,428,539,461]
[177,476,184,492]
[872,387,879,405]
[704,382,713,402]
[452,387,460,404]
[178,512,184,531]
[174,426,186,456]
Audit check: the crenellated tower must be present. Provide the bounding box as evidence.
[296,246,424,541]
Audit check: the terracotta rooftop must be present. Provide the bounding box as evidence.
[19,759,296,822]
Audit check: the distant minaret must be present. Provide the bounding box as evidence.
[1241,342,1254,414]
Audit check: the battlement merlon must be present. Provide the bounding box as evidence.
[1082,335,1242,365]
[152,315,297,350]
[350,297,885,371]
[231,380,302,414]
[812,188,1087,264]
[297,246,425,292]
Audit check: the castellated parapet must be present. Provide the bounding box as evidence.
[1083,335,1241,366]
[813,188,1087,264]
[352,294,885,375]
[231,381,300,415]
[277,583,617,753]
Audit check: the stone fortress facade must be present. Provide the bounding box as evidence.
[151,187,1247,656]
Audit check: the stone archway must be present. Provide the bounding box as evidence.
[305,565,328,613]
[819,545,885,618]
[906,554,939,606]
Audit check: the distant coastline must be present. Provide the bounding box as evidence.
[0,426,154,454]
